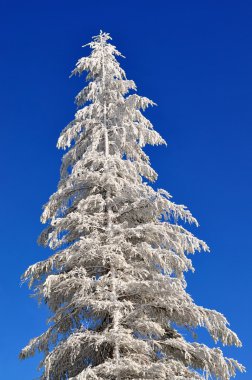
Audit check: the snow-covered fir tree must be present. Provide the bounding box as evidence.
[20,31,244,380]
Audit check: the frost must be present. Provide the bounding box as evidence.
[20,31,244,380]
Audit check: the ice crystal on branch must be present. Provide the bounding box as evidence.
[20,31,244,380]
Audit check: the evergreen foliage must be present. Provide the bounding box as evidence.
[20,32,244,380]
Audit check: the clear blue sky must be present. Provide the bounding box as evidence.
[0,1,251,378]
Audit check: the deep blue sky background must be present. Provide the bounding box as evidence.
[0,1,251,378]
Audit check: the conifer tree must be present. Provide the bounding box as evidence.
[20,31,244,380]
